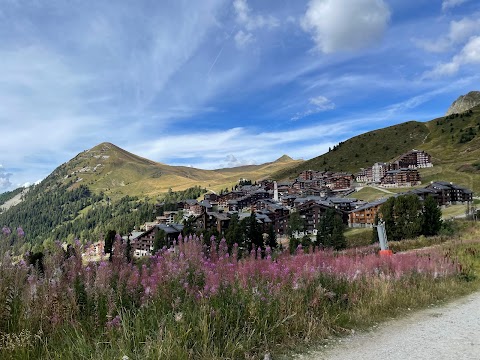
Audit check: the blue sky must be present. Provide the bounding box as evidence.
[1,0,480,191]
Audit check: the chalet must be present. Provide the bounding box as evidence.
[182,199,202,215]
[425,181,473,205]
[199,210,231,235]
[392,150,433,169]
[156,210,178,224]
[296,200,346,234]
[356,168,369,183]
[380,169,421,187]
[372,162,388,183]
[325,197,358,212]
[204,193,219,202]
[348,198,388,228]
[131,224,184,257]
[326,174,353,190]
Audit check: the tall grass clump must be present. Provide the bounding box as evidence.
[0,234,477,359]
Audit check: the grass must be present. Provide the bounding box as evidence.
[345,227,372,247]
[273,105,480,195]
[273,121,429,179]
[57,142,303,201]
[441,204,468,219]
[1,222,480,359]
[354,187,391,201]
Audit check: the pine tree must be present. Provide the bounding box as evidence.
[225,213,244,252]
[331,214,346,250]
[371,213,380,244]
[422,195,442,236]
[104,229,116,260]
[266,223,278,250]
[247,212,263,253]
[380,197,396,240]
[153,228,167,254]
[316,208,346,250]
[287,211,305,238]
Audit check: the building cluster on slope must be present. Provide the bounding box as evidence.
[127,175,472,257]
[356,150,432,187]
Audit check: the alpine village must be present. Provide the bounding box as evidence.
[2,92,480,359]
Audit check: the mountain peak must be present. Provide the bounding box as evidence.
[274,154,294,162]
[446,91,480,116]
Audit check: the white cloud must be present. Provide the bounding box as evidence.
[0,165,12,191]
[233,0,279,31]
[220,154,256,168]
[442,0,469,12]
[232,0,279,49]
[291,95,335,120]
[424,36,480,78]
[301,0,391,53]
[416,17,480,53]
[309,96,335,110]
[234,30,254,49]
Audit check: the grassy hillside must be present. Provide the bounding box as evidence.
[273,105,480,194]
[48,143,302,200]
[419,107,480,192]
[273,121,429,179]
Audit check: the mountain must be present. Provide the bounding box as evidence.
[273,121,429,178]
[0,144,301,247]
[43,142,302,200]
[3,93,480,248]
[446,91,480,116]
[274,102,480,194]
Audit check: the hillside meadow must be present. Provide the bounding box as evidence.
[1,222,480,359]
[274,105,480,194]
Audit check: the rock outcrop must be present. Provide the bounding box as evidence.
[446,91,480,115]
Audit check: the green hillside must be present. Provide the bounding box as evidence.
[273,105,480,194]
[420,107,480,192]
[273,121,429,178]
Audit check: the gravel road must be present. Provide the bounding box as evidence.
[293,291,480,360]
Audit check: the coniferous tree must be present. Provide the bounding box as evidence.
[246,212,263,253]
[380,197,396,241]
[266,223,278,250]
[125,237,132,263]
[422,195,442,236]
[316,208,346,250]
[371,213,380,244]
[287,211,304,238]
[331,214,346,250]
[104,229,116,258]
[379,194,423,241]
[394,194,422,240]
[153,228,167,254]
[225,213,244,252]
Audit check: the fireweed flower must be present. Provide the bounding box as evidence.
[2,226,11,236]
[17,227,25,237]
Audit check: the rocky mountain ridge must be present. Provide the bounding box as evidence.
[445,91,480,115]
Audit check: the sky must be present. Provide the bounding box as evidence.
[1,0,480,192]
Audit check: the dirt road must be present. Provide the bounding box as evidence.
[294,291,480,360]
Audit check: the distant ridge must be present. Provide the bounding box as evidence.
[274,155,294,162]
[37,142,302,200]
[446,91,480,116]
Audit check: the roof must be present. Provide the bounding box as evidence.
[327,197,358,204]
[129,231,145,240]
[350,198,388,212]
[157,223,184,234]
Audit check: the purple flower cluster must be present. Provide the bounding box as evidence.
[0,235,459,335]
[2,226,11,236]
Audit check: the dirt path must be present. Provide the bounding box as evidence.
[293,291,480,360]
